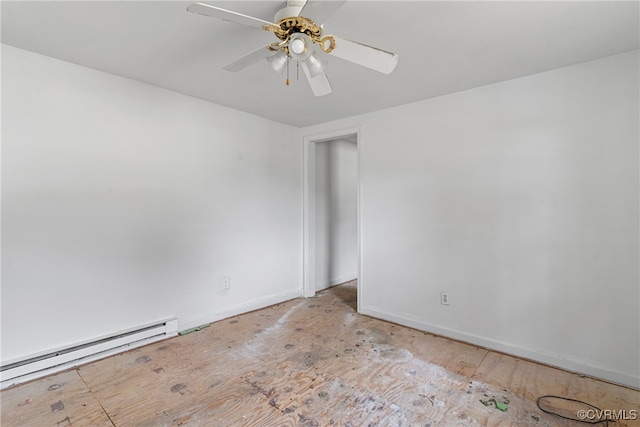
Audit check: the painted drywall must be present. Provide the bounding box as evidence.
[314,138,358,290]
[1,45,303,363]
[303,51,640,388]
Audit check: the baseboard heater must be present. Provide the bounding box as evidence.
[1,317,178,389]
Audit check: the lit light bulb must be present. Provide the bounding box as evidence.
[290,38,305,55]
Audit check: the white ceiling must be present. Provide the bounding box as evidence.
[2,1,638,127]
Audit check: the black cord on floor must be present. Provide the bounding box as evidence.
[537,395,613,426]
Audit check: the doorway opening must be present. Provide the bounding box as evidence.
[303,128,360,312]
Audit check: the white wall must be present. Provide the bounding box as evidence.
[1,45,303,363]
[3,44,638,389]
[303,51,640,388]
[314,138,358,290]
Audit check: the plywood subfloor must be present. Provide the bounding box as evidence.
[2,282,639,426]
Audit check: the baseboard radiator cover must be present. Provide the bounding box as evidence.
[1,318,178,389]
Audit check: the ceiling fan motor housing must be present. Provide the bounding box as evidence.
[274,0,305,22]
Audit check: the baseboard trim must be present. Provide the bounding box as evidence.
[360,306,640,390]
[316,275,357,291]
[178,289,303,333]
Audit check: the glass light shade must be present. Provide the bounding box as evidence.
[305,53,327,78]
[267,51,288,75]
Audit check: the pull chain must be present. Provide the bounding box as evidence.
[286,55,290,86]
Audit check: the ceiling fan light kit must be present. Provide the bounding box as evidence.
[187,0,398,96]
[286,33,327,78]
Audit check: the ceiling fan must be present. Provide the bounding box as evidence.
[187,0,399,96]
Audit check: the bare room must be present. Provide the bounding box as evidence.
[1,0,639,425]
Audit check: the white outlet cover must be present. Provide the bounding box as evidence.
[441,292,450,306]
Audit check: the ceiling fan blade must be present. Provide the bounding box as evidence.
[223,46,276,72]
[329,36,398,75]
[187,3,275,30]
[301,62,332,97]
[299,0,347,25]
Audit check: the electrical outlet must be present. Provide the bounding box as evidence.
[220,277,231,290]
[440,291,450,306]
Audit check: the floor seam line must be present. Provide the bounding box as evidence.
[471,349,491,380]
[75,368,117,427]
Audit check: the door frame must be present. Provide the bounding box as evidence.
[302,126,362,311]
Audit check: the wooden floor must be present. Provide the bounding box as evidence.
[2,281,639,426]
